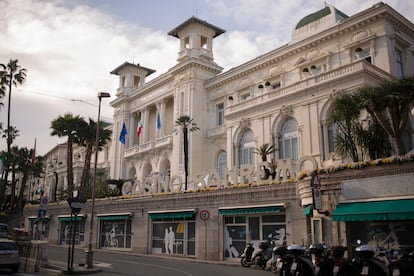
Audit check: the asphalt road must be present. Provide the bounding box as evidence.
[44,245,272,276]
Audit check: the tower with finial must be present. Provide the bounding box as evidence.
[168,16,225,63]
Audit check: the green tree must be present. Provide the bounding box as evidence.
[77,118,112,197]
[357,76,414,155]
[254,143,277,162]
[329,93,362,162]
[15,151,44,213]
[0,126,19,209]
[0,59,26,157]
[174,115,199,191]
[50,113,85,198]
[0,59,26,208]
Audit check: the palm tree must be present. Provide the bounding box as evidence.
[329,93,362,162]
[174,115,199,191]
[0,59,26,156]
[254,143,277,180]
[0,59,26,208]
[357,76,414,155]
[0,127,19,209]
[50,113,85,198]
[254,143,277,162]
[77,118,112,196]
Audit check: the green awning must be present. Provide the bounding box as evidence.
[332,199,414,221]
[304,205,312,216]
[58,216,84,222]
[97,214,131,221]
[149,211,194,219]
[219,206,281,216]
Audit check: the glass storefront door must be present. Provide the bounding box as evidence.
[223,214,286,259]
[151,220,196,256]
[98,215,132,249]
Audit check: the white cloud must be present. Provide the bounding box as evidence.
[1,0,413,155]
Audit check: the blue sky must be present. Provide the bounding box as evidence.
[1,0,413,154]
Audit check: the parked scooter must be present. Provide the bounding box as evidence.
[329,245,358,276]
[352,244,389,276]
[388,248,414,276]
[277,244,313,276]
[271,245,289,275]
[240,241,272,269]
[241,242,254,267]
[252,241,273,269]
[309,243,334,276]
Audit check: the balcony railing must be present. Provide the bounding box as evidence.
[226,60,390,116]
[123,135,173,158]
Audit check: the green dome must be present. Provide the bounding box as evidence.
[295,6,348,30]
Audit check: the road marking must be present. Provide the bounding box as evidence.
[94,261,113,268]
[118,260,193,276]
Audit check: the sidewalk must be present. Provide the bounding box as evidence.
[20,258,101,275]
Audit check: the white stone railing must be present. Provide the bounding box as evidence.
[123,135,173,158]
[226,60,382,115]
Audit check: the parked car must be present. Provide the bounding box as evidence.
[0,223,8,238]
[0,238,20,273]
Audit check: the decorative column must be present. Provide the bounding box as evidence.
[143,107,149,143]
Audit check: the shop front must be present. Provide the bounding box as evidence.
[148,209,196,256]
[57,214,86,245]
[97,213,133,250]
[332,198,414,257]
[219,204,286,259]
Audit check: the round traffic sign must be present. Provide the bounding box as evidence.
[199,209,210,220]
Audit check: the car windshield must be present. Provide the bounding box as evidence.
[0,225,7,231]
[0,242,17,250]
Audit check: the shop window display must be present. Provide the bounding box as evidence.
[224,214,286,259]
[151,219,195,256]
[99,219,132,249]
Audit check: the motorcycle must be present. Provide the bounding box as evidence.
[240,240,273,269]
[276,244,313,275]
[388,248,414,276]
[352,244,389,276]
[329,245,358,276]
[240,242,254,267]
[271,245,289,275]
[252,241,273,269]
[309,243,334,276]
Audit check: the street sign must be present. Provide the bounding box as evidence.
[199,209,210,221]
[310,173,321,188]
[312,188,322,210]
[39,196,48,210]
[311,173,322,210]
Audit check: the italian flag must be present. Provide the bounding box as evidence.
[137,121,143,137]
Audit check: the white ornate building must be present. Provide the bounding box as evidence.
[26,2,414,261]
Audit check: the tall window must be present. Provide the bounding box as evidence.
[217,151,227,180]
[279,118,299,161]
[327,123,338,154]
[396,49,404,79]
[239,130,255,165]
[217,103,224,126]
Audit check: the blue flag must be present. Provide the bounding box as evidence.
[119,122,127,144]
[157,112,161,130]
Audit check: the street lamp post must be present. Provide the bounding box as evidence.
[86,92,110,269]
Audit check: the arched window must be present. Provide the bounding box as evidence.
[279,118,299,161]
[217,151,227,180]
[327,122,338,154]
[239,130,255,165]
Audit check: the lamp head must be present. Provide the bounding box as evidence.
[97,92,111,99]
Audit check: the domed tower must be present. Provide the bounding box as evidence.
[291,3,348,44]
